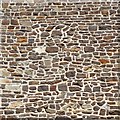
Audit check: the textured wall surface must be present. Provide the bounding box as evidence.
[0,0,120,120]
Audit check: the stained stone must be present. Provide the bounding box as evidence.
[11,19,19,25]
[41,32,50,37]
[89,25,97,31]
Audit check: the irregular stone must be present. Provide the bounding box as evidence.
[33,47,46,54]
[37,107,42,112]
[100,109,106,115]
[109,110,120,115]
[89,25,97,31]
[11,19,19,25]
[25,70,33,76]
[2,19,9,25]
[84,85,92,92]
[93,87,100,92]
[56,110,65,115]
[76,73,86,78]
[29,64,38,70]
[101,10,108,16]
[46,108,56,114]
[38,85,48,91]
[51,30,62,37]
[0,78,12,84]
[0,68,10,77]
[93,106,100,111]
[69,86,81,92]
[41,32,50,37]
[66,71,75,78]
[46,47,58,53]
[99,59,110,64]
[17,37,27,43]
[84,46,95,52]
[58,83,67,91]
[64,57,72,61]
[7,101,23,108]
[82,104,92,110]
[44,60,52,67]
[55,116,71,120]
[99,25,111,30]
[5,84,21,92]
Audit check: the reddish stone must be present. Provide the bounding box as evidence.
[2,20,9,25]
[99,59,110,64]
[50,85,56,91]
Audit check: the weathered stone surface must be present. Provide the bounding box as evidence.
[46,47,58,53]
[5,84,21,92]
[51,30,62,37]
[89,25,97,31]
[55,116,71,120]
[38,85,49,91]
[58,83,67,91]
[66,71,75,78]
[84,46,95,53]
[99,59,110,64]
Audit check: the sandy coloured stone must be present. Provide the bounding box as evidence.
[17,37,27,43]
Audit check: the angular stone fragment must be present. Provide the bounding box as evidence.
[51,30,62,37]
[84,46,95,53]
[58,83,67,91]
[46,47,58,53]
[66,71,75,78]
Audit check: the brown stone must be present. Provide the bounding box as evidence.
[100,109,106,115]
[11,19,19,25]
[17,37,27,43]
[69,86,81,92]
[2,19,9,25]
[29,64,38,70]
[109,110,120,115]
[84,46,95,52]
[58,83,67,91]
[41,32,50,37]
[101,10,109,16]
[46,47,58,53]
[51,30,62,37]
[99,59,110,64]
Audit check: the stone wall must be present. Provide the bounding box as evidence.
[0,0,120,120]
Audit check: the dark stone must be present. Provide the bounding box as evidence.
[99,25,111,30]
[93,106,100,111]
[55,116,71,120]
[4,110,14,114]
[89,25,97,31]
[11,19,18,25]
[66,71,75,78]
[41,32,50,37]
[38,85,48,91]
[51,30,62,37]
[56,110,65,115]
[109,110,120,115]
[100,109,106,115]
[76,73,86,78]
[58,83,67,91]
[37,107,42,112]
[64,57,72,61]
[84,46,95,53]
[84,85,92,92]
[2,19,9,25]
[93,87,100,92]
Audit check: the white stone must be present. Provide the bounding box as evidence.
[5,83,21,92]
[33,46,46,54]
